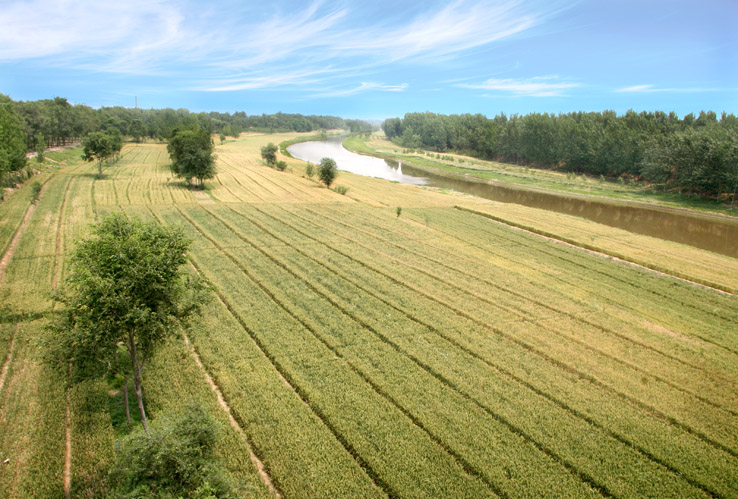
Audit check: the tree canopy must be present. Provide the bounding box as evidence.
[57,213,205,432]
[81,129,123,178]
[167,126,216,188]
[383,110,738,202]
[318,157,338,188]
[0,94,27,175]
[260,142,278,166]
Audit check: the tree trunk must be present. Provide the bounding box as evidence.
[98,160,103,179]
[128,331,148,433]
[123,380,131,425]
[115,349,131,425]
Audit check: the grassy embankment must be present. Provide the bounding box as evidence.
[0,132,737,497]
[343,132,738,215]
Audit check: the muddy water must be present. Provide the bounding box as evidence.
[288,138,738,257]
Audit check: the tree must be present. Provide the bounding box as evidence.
[167,127,216,189]
[0,94,27,175]
[36,133,46,162]
[109,405,234,497]
[129,119,146,143]
[260,142,278,166]
[57,213,206,432]
[318,157,338,188]
[82,131,114,179]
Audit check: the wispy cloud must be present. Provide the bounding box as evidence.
[459,75,579,97]
[614,84,721,93]
[311,82,408,98]
[0,0,576,91]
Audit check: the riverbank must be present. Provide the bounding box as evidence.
[343,133,738,218]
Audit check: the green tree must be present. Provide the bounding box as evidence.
[57,213,206,432]
[318,157,338,188]
[36,133,46,162]
[167,127,216,189]
[260,142,278,166]
[82,131,114,179]
[129,119,146,143]
[109,404,234,497]
[0,95,28,175]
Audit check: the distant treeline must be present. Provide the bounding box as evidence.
[4,93,371,151]
[383,111,738,201]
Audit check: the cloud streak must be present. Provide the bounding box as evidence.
[614,84,722,94]
[0,0,576,91]
[459,75,579,97]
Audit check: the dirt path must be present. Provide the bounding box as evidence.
[0,324,19,394]
[184,335,281,498]
[0,182,50,283]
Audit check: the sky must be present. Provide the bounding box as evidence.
[1,0,736,120]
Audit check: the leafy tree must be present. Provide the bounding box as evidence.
[109,404,234,497]
[82,131,115,178]
[0,95,27,175]
[56,213,206,432]
[260,142,278,166]
[129,119,146,143]
[167,127,216,189]
[318,157,338,188]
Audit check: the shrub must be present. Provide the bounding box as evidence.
[108,405,234,498]
[275,160,287,171]
[334,185,348,195]
[30,181,42,204]
[305,163,314,178]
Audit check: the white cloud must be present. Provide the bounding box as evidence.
[614,84,722,93]
[0,0,577,90]
[459,75,579,97]
[311,82,408,98]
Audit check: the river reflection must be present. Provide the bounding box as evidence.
[288,137,738,257]
[287,136,429,185]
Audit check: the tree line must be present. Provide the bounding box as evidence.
[383,111,738,202]
[0,92,371,186]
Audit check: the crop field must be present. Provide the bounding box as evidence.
[1,135,737,497]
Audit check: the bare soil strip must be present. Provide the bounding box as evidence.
[0,324,19,394]
[183,335,281,498]
[0,182,50,283]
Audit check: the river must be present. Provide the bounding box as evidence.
[287,137,738,258]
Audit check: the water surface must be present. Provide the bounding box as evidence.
[288,138,738,257]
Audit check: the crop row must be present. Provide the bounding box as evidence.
[170,202,734,497]
[276,203,738,402]
[198,200,738,496]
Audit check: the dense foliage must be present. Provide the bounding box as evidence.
[0,94,27,175]
[81,129,124,178]
[384,111,738,201]
[109,405,234,498]
[167,126,216,188]
[58,213,205,432]
[3,93,369,152]
[319,157,338,188]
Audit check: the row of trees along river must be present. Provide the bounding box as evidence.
[383,111,738,203]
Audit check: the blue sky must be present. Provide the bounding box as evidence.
[1,0,736,119]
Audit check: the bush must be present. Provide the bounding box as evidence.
[30,181,42,204]
[305,163,314,178]
[334,185,348,195]
[108,405,234,498]
[275,160,287,171]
